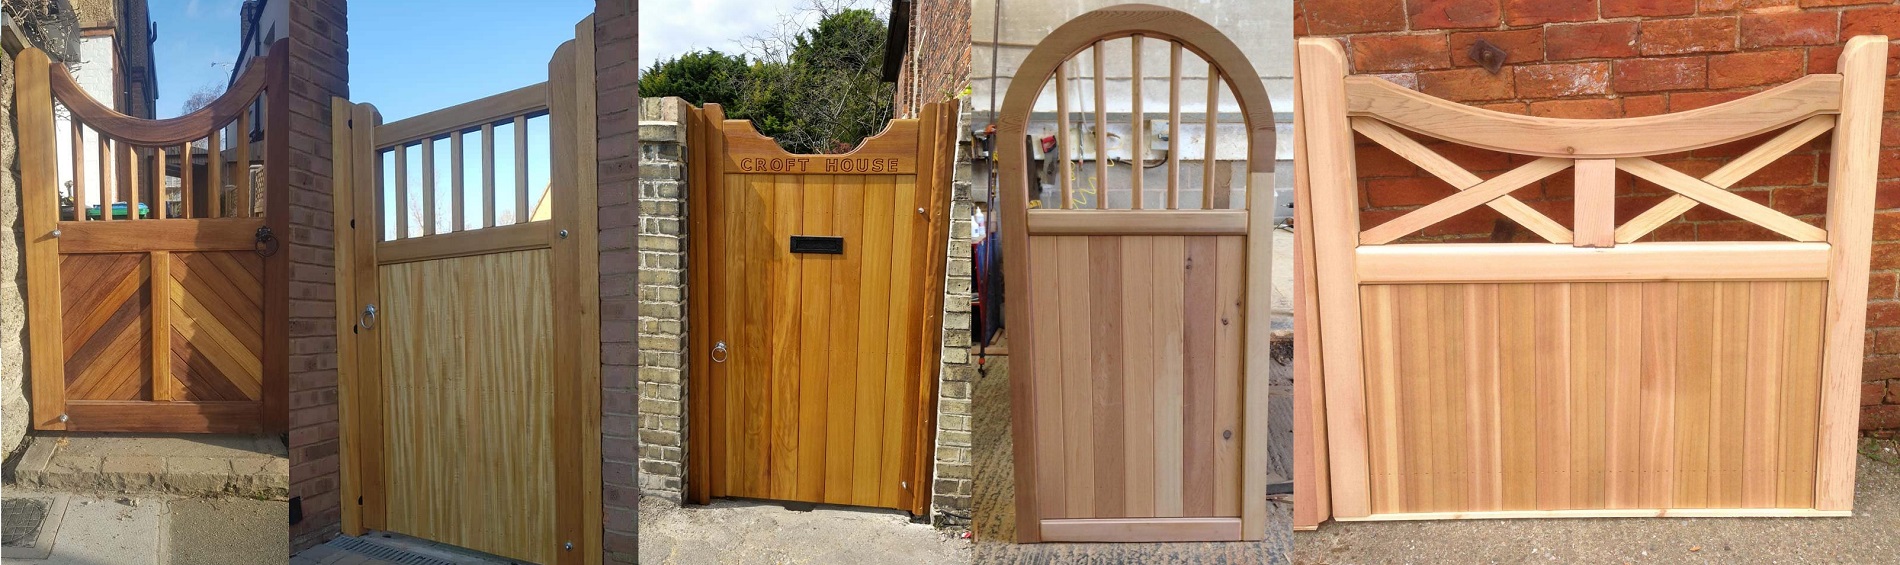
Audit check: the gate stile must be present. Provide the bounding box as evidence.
[1295,35,1888,521]
[331,17,601,565]
[16,42,291,434]
[682,100,958,516]
[998,5,1276,543]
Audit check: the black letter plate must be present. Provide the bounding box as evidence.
[790,235,845,255]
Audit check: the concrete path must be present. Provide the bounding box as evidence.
[638,497,972,564]
[0,490,284,565]
[13,434,288,498]
[1292,439,1900,564]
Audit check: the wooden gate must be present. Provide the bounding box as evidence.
[330,18,601,565]
[1293,35,1887,522]
[681,101,957,515]
[14,42,290,433]
[997,6,1276,543]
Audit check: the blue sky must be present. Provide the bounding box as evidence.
[151,0,593,121]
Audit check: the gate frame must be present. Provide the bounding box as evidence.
[995,4,1278,543]
[15,41,292,434]
[329,16,602,565]
[1292,35,1888,522]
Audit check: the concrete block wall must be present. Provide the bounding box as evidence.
[1294,0,1900,433]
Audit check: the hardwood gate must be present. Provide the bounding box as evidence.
[330,18,601,565]
[1293,35,1887,522]
[681,101,958,515]
[15,42,290,433]
[997,6,1276,543]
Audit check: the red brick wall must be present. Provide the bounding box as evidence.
[596,0,640,562]
[894,0,971,117]
[287,0,348,553]
[1293,0,1900,433]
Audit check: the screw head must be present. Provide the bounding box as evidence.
[58,414,68,423]
[559,229,570,239]
[564,542,574,551]
[51,229,61,238]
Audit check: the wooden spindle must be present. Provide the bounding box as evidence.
[126,144,140,220]
[1130,35,1145,210]
[515,115,529,222]
[482,123,497,228]
[71,119,86,221]
[1093,41,1109,211]
[421,138,436,236]
[181,143,195,218]
[1204,68,1220,210]
[235,110,251,217]
[394,143,409,239]
[451,132,465,232]
[99,135,112,221]
[208,129,222,218]
[153,146,167,219]
[1055,63,1074,209]
[1168,43,1183,210]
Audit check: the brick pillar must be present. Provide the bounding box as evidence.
[596,0,642,562]
[286,0,348,553]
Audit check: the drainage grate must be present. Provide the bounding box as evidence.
[1,498,49,547]
[325,536,460,565]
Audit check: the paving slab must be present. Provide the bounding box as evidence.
[167,497,288,565]
[5,493,164,565]
[13,434,288,498]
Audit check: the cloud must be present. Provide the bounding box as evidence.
[638,0,877,68]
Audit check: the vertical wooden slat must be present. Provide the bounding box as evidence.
[823,176,865,504]
[1129,35,1145,210]
[880,173,919,509]
[235,109,251,218]
[1213,236,1244,516]
[1816,36,1886,511]
[1360,286,1398,513]
[1674,282,1714,508]
[351,103,387,530]
[515,115,530,222]
[262,40,292,434]
[1569,283,1607,509]
[1465,284,1502,510]
[1088,236,1126,517]
[1203,69,1221,210]
[132,146,146,219]
[1574,159,1614,248]
[208,128,222,219]
[1181,236,1219,516]
[1438,285,1470,511]
[1395,285,1430,512]
[1533,283,1572,510]
[394,144,409,239]
[768,175,803,501]
[1710,282,1751,508]
[1639,282,1679,509]
[421,139,435,235]
[1030,235,1069,517]
[1093,42,1109,211]
[482,123,498,228]
[181,143,195,218]
[1605,283,1644,508]
[1498,284,1538,510]
[331,98,359,534]
[70,119,86,221]
[1151,235,1187,517]
[1056,235,1096,517]
[1167,43,1182,210]
[99,135,113,220]
[451,133,465,232]
[151,252,172,401]
[851,175,894,506]
[1121,236,1157,517]
[1779,282,1823,508]
[19,48,68,429]
[1054,64,1074,209]
[1742,281,1786,507]
[796,176,834,502]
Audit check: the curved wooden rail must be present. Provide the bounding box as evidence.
[50,41,284,146]
[1346,73,1843,158]
[715,113,920,173]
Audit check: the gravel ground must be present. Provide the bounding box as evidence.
[1293,439,1900,564]
[638,497,971,564]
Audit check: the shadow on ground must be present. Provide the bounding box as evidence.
[970,355,1295,565]
[1292,439,1900,564]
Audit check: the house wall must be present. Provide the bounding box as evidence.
[1295,0,1900,433]
[894,0,972,118]
[285,0,348,553]
[596,0,641,561]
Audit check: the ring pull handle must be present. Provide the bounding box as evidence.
[359,304,378,330]
[711,341,728,363]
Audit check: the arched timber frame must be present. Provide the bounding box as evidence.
[998,5,1277,543]
[1295,36,1889,522]
[15,41,291,433]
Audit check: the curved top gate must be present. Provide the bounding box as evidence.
[1295,35,1888,522]
[15,42,290,433]
[997,4,1277,543]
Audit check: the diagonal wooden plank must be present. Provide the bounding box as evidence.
[1360,158,1573,245]
[173,336,261,400]
[1351,118,1573,243]
[194,252,265,309]
[171,279,265,381]
[1616,157,1827,242]
[171,262,264,353]
[1615,116,1835,243]
[65,302,147,400]
[61,255,145,353]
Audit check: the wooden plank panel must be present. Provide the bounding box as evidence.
[768,174,803,501]
[1497,284,1538,510]
[1395,285,1431,512]
[1360,285,1399,514]
[1673,282,1715,508]
[1150,236,1187,518]
[1441,285,1471,512]
[1056,235,1096,517]
[742,173,774,498]
[1569,283,1607,509]
[1742,281,1786,508]
[1120,236,1157,518]
[796,176,835,502]
[1638,282,1678,509]
[1464,284,1502,511]
[822,176,865,505]
[1213,236,1245,517]
[61,400,259,433]
[1778,282,1824,508]
[1180,236,1219,516]
[881,174,919,509]
[1709,282,1752,508]
[1605,283,1644,508]
[1030,235,1069,518]
[1088,236,1126,517]
[851,175,895,507]
[1533,284,1571,510]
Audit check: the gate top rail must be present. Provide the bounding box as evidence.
[708,111,923,174]
[375,82,549,151]
[43,41,282,146]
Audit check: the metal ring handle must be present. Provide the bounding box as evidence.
[359,304,378,330]
[711,341,728,363]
